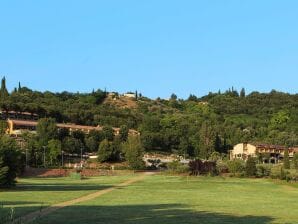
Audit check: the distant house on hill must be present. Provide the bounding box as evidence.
[230,143,298,164]
[123,92,135,98]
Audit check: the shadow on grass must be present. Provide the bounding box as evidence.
[19,204,274,224]
[2,183,114,192]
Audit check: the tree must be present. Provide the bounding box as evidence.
[245,157,257,177]
[62,137,84,154]
[122,136,145,170]
[119,125,129,142]
[85,136,99,152]
[0,159,9,187]
[0,76,9,100]
[214,134,222,153]
[293,153,298,170]
[240,88,246,98]
[102,126,114,141]
[283,149,290,169]
[36,118,57,146]
[97,139,113,162]
[0,120,7,135]
[0,136,23,187]
[47,139,62,166]
[170,93,177,101]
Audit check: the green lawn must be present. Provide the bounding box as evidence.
[2,174,298,224]
[0,174,135,219]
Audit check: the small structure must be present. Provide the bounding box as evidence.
[230,143,298,163]
[123,93,135,98]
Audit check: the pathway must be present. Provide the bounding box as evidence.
[12,172,154,224]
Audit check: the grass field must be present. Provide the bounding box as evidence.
[1,174,298,224]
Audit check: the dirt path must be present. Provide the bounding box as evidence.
[13,172,154,224]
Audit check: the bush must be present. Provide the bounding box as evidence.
[216,160,229,174]
[227,159,245,175]
[245,157,257,177]
[167,160,189,174]
[256,164,272,178]
[293,153,298,170]
[0,136,24,187]
[270,165,288,180]
[189,159,217,176]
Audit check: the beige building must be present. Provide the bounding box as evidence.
[6,119,139,137]
[230,143,298,163]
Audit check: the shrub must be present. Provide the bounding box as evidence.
[216,160,229,174]
[167,160,189,174]
[189,159,217,176]
[293,153,298,170]
[227,159,245,175]
[283,149,290,169]
[256,164,272,178]
[270,165,288,180]
[245,157,257,177]
[0,136,24,187]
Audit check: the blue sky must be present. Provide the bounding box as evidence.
[0,0,297,98]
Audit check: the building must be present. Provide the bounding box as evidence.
[6,119,139,137]
[0,111,39,121]
[230,143,298,163]
[123,93,135,98]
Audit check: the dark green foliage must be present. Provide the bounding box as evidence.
[240,88,246,98]
[122,136,145,170]
[0,77,9,100]
[283,149,290,169]
[227,159,245,175]
[102,126,114,141]
[0,78,298,160]
[168,160,189,174]
[119,125,129,142]
[0,136,23,187]
[256,164,272,177]
[189,159,217,176]
[97,139,113,162]
[293,153,298,170]
[37,118,57,146]
[62,136,84,154]
[0,159,9,186]
[245,157,257,177]
[47,139,62,166]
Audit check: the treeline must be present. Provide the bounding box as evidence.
[0,77,297,160]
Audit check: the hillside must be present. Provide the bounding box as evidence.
[0,78,297,158]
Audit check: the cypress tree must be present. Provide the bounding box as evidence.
[245,157,257,177]
[0,77,9,100]
[18,82,22,92]
[240,88,246,97]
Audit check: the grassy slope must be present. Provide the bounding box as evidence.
[0,175,135,218]
[34,175,298,224]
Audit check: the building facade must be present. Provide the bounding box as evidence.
[230,143,298,163]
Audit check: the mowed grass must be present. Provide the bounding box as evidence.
[0,174,136,218]
[2,174,298,224]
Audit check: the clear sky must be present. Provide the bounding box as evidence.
[0,0,297,99]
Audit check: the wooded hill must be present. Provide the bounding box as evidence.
[0,77,297,158]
